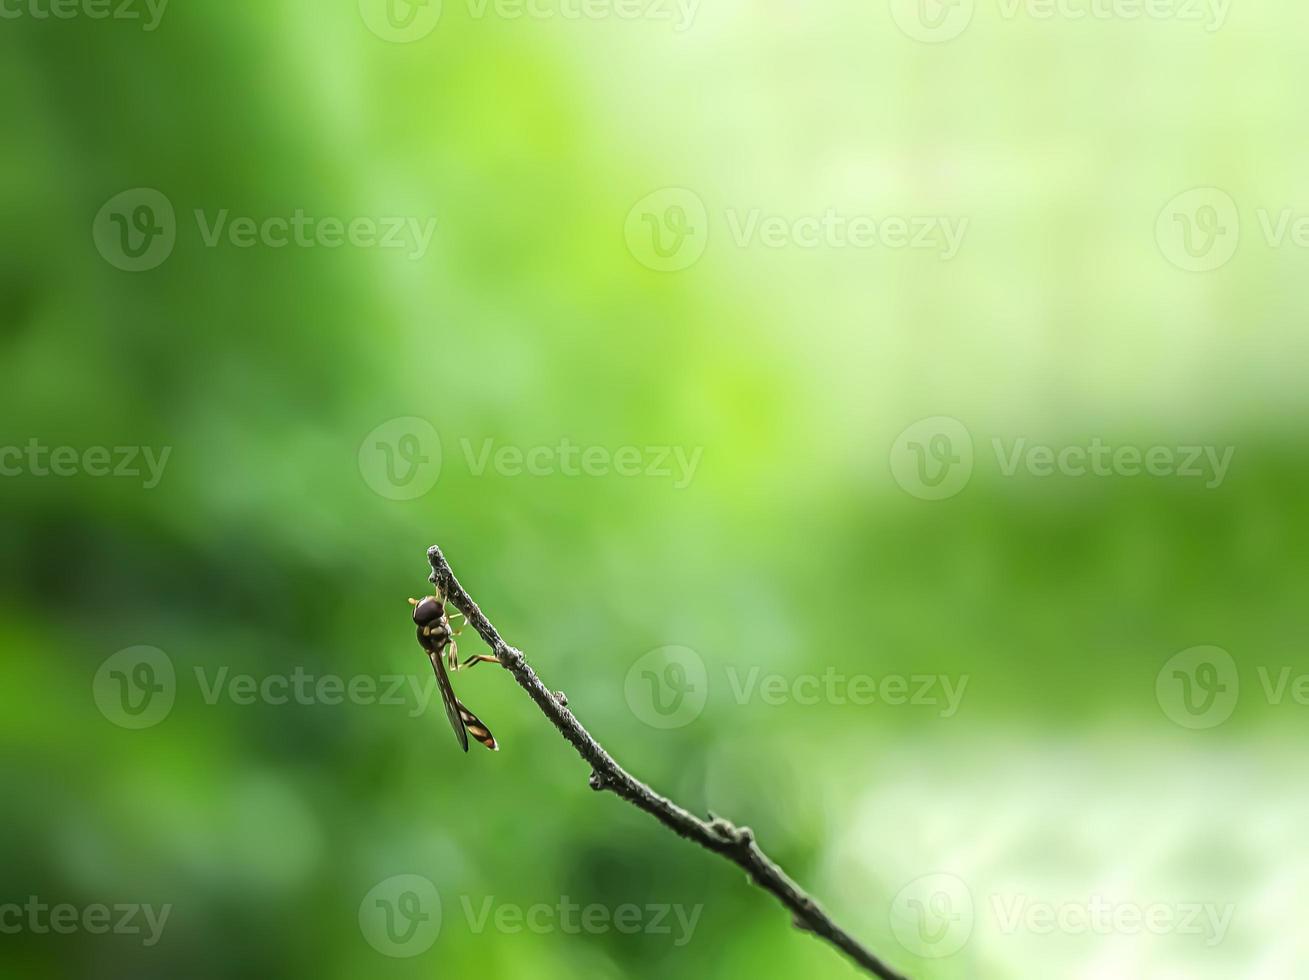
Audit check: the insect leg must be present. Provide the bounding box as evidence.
[457,653,501,671]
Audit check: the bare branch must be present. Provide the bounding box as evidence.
[426,545,909,980]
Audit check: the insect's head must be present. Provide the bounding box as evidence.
[411,595,445,627]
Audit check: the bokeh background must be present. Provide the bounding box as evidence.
[2,1,1307,977]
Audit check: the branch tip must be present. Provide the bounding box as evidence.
[423,545,910,980]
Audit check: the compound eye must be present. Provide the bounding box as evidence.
[412,596,443,626]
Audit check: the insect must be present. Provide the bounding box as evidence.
[410,590,500,752]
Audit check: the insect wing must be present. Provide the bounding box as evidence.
[428,646,469,752]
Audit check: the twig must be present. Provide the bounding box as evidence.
[427,545,909,980]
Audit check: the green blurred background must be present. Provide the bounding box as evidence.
[2,1,1306,977]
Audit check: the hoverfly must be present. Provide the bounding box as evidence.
[410,591,500,752]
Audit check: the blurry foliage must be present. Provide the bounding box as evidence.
[2,3,1308,978]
